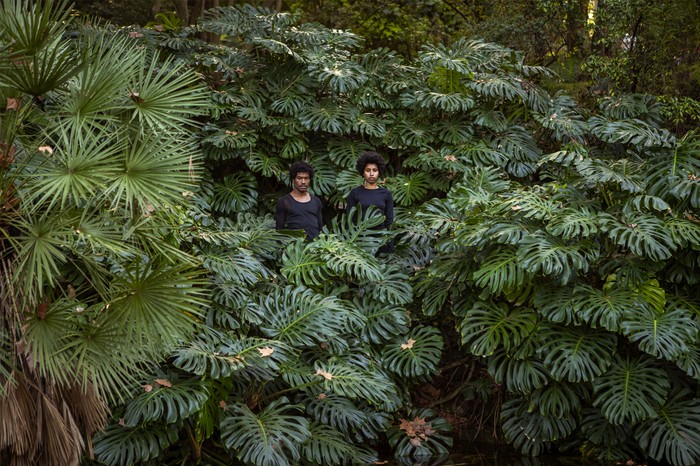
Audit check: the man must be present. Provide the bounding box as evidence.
[275,161,323,240]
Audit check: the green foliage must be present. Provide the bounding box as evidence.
[5,3,698,466]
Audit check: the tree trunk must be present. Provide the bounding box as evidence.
[173,0,189,24]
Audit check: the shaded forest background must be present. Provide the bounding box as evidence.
[74,0,700,111]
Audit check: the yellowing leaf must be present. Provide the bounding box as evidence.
[401,338,416,350]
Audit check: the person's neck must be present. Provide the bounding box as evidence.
[291,190,310,200]
[364,182,379,189]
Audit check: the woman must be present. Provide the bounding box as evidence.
[346,151,394,253]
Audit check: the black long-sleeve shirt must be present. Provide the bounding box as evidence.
[346,186,394,229]
[275,193,323,240]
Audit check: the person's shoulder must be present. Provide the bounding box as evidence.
[276,192,291,205]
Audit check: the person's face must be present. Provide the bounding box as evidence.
[363,163,380,184]
[293,172,311,193]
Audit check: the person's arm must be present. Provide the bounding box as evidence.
[384,189,394,230]
[275,196,286,230]
[316,197,323,233]
[346,189,357,216]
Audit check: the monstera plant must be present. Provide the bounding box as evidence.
[2,2,698,466]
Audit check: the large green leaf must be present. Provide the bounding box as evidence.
[592,355,670,424]
[382,326,444,379]
[93,423,179,466]
[538,323,617,382]
[123,377,208,426]
[622,307,697,360]
[349,296,410,344]
[500,398,576,456]
[255,285,349,346]
[220,398,311,466]
[634,389,700,466]
[460,302,537,356]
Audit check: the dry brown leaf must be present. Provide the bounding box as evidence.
[6,97,19,111]
[401,338,416,350]
[315,368,333,380]
[154,378,172,387]
[143,384,153,392]
[258,347,274,357]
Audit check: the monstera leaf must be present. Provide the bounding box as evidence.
[255,285,348,346]
[487,349,551,394]
[500,398,576,456]
[621,307,697,360]
[634,389,700,466]
[592,355,670,425]
[460,301,537,356]
[123,376,209,425]
[221,398,310,466]
[382,326,444,379]
[93,423,179,466]
[300,421,361,466]
[538,323,617,382]
[349,296,410,344]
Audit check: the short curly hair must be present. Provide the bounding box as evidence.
[289,161,314,182]
[355,151,387,177]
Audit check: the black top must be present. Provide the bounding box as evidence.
[346,186,394,230]
[275,193,323,240]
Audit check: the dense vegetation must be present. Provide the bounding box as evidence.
[1,1,699,466]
